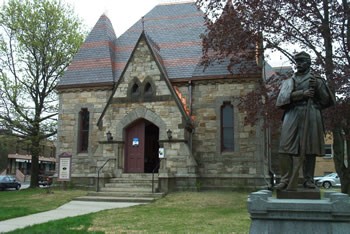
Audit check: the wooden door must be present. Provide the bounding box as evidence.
[125,120,145,173]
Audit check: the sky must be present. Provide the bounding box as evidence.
[66,0,166,37]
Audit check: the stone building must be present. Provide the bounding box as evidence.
[56,2,270,192]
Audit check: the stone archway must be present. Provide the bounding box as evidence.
[115,107,167,141]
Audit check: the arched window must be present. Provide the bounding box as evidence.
[144,82,153,96]
[131,83,140,96]
[221,102,234,151]
[78,108,89,153]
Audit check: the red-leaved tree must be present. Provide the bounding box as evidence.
[196,0,350,194]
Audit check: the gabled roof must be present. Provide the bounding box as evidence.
[97,31,193,128]
[58,14,117,88]
[114,2,206,80]
[144,31,192,124]
[58,2,261,88]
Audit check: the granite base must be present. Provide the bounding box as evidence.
[276,188,321,199]
[248,190,350,234]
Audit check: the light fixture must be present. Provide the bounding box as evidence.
[167,129,172,140]
[106,131,113,141]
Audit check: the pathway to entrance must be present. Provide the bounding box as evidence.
[0,201,143,233]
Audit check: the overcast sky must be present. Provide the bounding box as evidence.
[67,0,166,36]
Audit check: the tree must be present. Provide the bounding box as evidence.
[196,0,350,194]
[0,0,85,187]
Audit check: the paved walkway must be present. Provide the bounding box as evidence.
[0,201,143,233]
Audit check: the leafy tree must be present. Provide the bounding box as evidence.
[0,0,85,187]
[196,0,350,194]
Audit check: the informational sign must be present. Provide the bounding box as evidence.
[58,152,72,181]
[132,137,140,146]
[158,148,165,158]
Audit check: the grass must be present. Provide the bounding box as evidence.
[2,187,342,233]
[5,190,251,234]
[0,187,87,221]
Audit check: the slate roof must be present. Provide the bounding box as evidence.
[58,14,117,87]
[114,2,207,81]
[58,2,260,88]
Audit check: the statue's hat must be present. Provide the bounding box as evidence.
[293,51,311,61]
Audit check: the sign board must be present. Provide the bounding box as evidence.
[158,148,165,158]
[132,137,140,146]
[58,152,72,181]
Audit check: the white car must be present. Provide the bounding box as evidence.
[315,173,341,189]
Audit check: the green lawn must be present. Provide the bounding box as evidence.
[1,186,342,234]
[0,188,87,221]
[3,190,251,234]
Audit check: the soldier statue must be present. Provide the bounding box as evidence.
[274,51,335,190]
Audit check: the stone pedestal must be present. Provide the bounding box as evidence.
[276,188,321,199]
[248,190,350,234]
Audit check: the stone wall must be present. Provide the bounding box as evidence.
[57,88,114,181]
[189,80,269,189]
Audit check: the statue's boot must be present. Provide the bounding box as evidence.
[303,180,317,189]
[303,155,316,189]
[274,155,293,190]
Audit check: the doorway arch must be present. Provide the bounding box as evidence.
[115,107,167,141]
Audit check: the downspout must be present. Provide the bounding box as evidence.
[186,79,198,177]
[189,80,193,116]
[188,80,193,152]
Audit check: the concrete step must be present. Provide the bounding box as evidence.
[100,187,154,193]
[104,182,156,188]
[87,191,164,198]
[83,174,162,203]
[73,196,155,203]
[120,173,157,179]
[109,177,157,183]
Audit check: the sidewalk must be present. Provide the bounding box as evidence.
[0,201,143,233]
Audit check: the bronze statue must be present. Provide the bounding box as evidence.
[275,51,335,190]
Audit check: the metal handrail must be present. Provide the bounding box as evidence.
[152,161,160,193]
[96,158,116,192]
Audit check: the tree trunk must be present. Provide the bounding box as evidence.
[29,136,41,188]
[332,127,350,195]
[321,0,350,194]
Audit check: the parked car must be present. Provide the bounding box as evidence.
[315,173,341,189]
[0,175,21,190]
[38,174,53,186]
